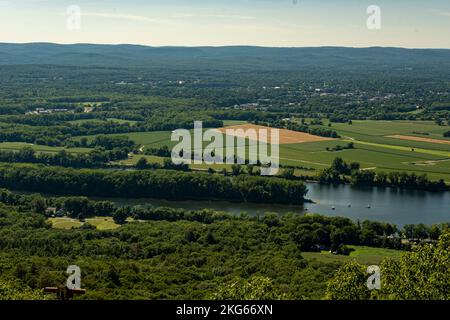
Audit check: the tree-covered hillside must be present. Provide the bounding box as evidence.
[1,44,450,72]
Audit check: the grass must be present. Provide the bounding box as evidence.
[117,154,166,166]
[0,142,92,154]
[67,118,139,125]
[48,218,83,229]
[320,120,450,137]
[222,120,249,126]
[117,154,235,172]
[48,217,122,230]
[315,120,450,152]
[307,119,450,181]
[302,245,403,265]
[85,217,121,230]
[75,131,173,149]
[344,139,450,158]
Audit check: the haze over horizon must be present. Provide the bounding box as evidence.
[0,0,449,49]
[3,42,450,50]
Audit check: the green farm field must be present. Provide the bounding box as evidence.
[48,217,125,230]
[76,131,173,149]
[66,118,139,125]
[0,142,92,154]
[301,245,402,265]
[71,120,450,182]
[309,120,450,181]
[314,120,450,151]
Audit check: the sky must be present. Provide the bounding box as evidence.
[0,0,449,48]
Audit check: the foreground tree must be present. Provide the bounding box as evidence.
[113,207,130,225]
[0,280,47,300]
[326,231,450,300]
[211,276,285,300]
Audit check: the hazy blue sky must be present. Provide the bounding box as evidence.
[0,0,449,48]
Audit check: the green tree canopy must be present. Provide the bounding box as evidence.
[326,231,450,300]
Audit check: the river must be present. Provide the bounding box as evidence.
[91,183,450,227]
[305,183,450,226]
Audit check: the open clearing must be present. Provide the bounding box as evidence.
[48,217,122,230]
[216,124,335,145]
[48,217,82,229]
[387,135,450,146]
[0,142,92,154]
[302,245,402,265]
[67,118,138,125]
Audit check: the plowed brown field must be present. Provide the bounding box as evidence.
[216,124,335,145]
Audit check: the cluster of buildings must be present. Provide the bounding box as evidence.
[26,108,69,115]
[233,102,260,110]
[45,207,66,218]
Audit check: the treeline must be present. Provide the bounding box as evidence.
[128,206,232,224]
[135,157,190,172]
[0,164,308,204]
[0,189,115,218]
[0,121,140,147]
[75,135,135,150]
[0,147,129,168]
[0,189,232,225]
[318,158,449,192]
[255,120,340,138]
[403,223,450,240]
[0,112,99,126]
[351,170,448,191]
[145,145,171,157]
[0,112,222,147]
[285,122,340,138]
[326,142,355,152]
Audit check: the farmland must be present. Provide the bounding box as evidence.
[215,124,335,144]
[0,142,92,154]
[387,135,450,146]
[68,119,450,182]
[2,118,450,181]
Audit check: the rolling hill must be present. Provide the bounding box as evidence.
[1,43,450,72]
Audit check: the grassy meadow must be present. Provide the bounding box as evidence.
[301,245,403,265]
[48,217,124,230]
[0,142,92,154]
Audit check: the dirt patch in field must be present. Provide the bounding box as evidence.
[216,124,335,145]
[407,159,450,167]
[387,135,450,146]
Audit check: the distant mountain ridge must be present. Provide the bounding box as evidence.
[0,43,449,70]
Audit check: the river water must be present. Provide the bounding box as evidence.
[93,183,450,226]
[305,183,450,226]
